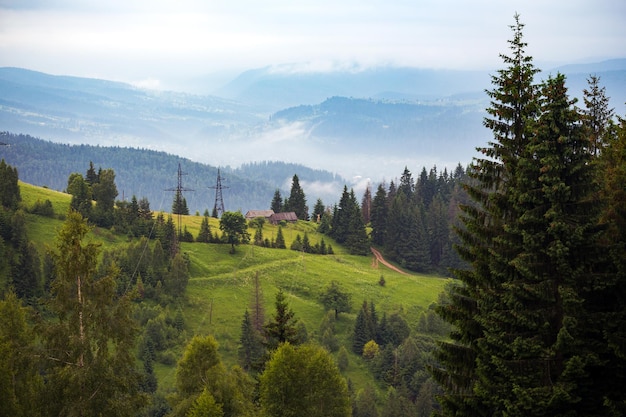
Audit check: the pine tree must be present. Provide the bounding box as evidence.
[398,166,414,200]
[238,310,265,373]
[481,73,602,415]
[312,198,325,222]
[43,211,147,416]
[275,226,286,249]
[172,190,189,215]
[594,108,626,414]
[91,168,118,227]
[370,183,388,246]
[0,159,20,210]
[0,289,43,416]
[286,174,308,220]
[433,14,540,417]
[270,189,283,213]
[582,74,614,156]
[264,289,299,350]
[196,215,213,243]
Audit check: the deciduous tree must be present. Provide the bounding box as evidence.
[219,211,250,254]
[259,343,351,417]
[320,280,352,319]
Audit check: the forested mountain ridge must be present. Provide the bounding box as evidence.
[270,96,485,158]
[0,132,347,213]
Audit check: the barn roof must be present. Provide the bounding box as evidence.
[270,212,298,223]
[245,210,274,219]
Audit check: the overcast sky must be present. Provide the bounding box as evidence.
[1,0,624,91]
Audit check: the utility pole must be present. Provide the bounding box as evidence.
[209,168,228,218]
[165,162,194,237]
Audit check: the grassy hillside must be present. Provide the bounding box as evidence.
[19,181,452,395]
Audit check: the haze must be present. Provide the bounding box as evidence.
[1,0,624,92]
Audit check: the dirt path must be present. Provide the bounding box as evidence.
[370,247,412,276]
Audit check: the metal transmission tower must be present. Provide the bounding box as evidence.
[165,162,194,237]
[210,168,228,217]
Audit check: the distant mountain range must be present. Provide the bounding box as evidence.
[1,59,625,183]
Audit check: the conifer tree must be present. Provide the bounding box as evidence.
[264,289,299,350]
[286,174,308,220]
[582,74,614,156]
[238,309,265,373]
[274,226,286,249]
[312,198,326,222]
[196,215,213,243]
[0,159,20,210]
[43,211,147,416]
[0,289,42,416]
[433,14,540,416]
[596,111,626,413]
[270,189,283,213]
[370,183,388,246]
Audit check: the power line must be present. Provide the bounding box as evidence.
[165,162,194,237]
[209,167,229,217]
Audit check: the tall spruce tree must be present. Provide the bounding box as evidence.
[433,14,540,416]
[286,175,308,220]
[582,74,614,156]
[270,189,283,213]
[370,183,388,246]
[0,159,20,210]
[264,289,299,350]
[596,112,626,413]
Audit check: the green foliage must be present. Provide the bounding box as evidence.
[173,335,256,417]
[270,189,283,213]
[259,343,351,417]
[187,389,224,417]
[0,289,42,416]
[219,211,250,254]
[237,310,265,373]
[352,300,379,354]
[67,173,92,218]
[172,190,189,216]
[0,159,21,210]
[44,211,148,417]
[285,174,308,220]
[264,289,299,350]
[274,225,286,249]
[29,198,54,217]
[329,186,369,255]
[433,15,624,417]
[320,280,352,318]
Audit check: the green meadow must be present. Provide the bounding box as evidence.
[19,181,452,393]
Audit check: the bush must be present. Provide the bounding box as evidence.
[30,199,55,217]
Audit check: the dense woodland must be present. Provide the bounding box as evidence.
[0,134,346,214]
[1,15,626,417]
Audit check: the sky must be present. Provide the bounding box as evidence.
[1,0,625,92]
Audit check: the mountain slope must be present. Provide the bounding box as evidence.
[0,67,262,150]
[1,133,347,213]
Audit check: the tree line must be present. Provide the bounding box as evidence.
[432,15,626,416]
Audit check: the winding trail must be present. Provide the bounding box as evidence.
[370,247,412,276]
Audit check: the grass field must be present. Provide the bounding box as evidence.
[19,181,452,394]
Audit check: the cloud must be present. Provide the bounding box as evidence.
[0,0,624,92]
[132,78,161,90]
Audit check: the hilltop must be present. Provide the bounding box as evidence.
[16,179,452,399]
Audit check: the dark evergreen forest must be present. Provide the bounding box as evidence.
[1,14,625,417]
[0,133,346,214]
